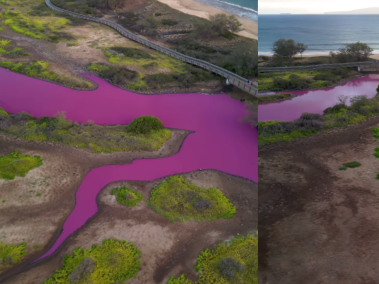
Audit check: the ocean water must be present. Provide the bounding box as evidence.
[259,15,379,55]
[197,0,258,21]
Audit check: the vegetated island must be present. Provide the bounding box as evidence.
[0,108,172,153]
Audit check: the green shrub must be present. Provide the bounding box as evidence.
[161,19,178,26]
[0,152,43,180]
[43,239,141,284]
[167,234,257,284]
[0,107,9,116]
[87,63,136,86]
[111,186,143,207]
[0,242,27,271]
[126,116,164,135]
[373,128,379,139]
[341,161,361,169]
[149,175,236,223]
[109,47,152,59]
[374,147,379,158]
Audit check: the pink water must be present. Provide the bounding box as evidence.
[0,68,257,260]
[259,75,379,121]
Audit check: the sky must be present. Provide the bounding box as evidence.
[259,0,379,14]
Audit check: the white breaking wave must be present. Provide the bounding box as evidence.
[195,0,258,21]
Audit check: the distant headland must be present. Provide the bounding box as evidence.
[325,7,379,14]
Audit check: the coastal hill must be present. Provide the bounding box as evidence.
[325,7,379,14]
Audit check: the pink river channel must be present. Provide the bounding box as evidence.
[0,67,257,261]
[259,74,379,121]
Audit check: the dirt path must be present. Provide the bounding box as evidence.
[259,115,379,284]
[0,129,190,280]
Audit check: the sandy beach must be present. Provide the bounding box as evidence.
[156,0,257,40]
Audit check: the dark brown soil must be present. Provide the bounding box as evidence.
[259,115,379,284]
[1,169,257,284]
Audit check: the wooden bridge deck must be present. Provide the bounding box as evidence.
[45,0,257,97]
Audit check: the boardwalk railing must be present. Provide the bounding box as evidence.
[45,0,257,97]
[259,61,379,72]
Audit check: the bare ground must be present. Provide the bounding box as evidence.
[0,128,190,278]
[1,168,257,284]
[259,115,379,284]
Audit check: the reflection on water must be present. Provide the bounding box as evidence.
[259,75,379,121]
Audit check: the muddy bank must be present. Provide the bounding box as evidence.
[259,115,379,284]
[0,129,190,279]
[1,169,257,284]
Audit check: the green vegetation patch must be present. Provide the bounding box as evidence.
[0,60,93,89]
[258,68,351,92]
[373,147,379,158]
[0,152,42,180]
[373,127,379,139]
[0,39,28,58]
[126,116,163,134]
[1,7,75,42]
[2,112,171,153]
[43,239,141,284]
[259,94,379,146]
[149,175,236,223]
[339,161,361,170]
[258,93,295,104]
[111,186,143,207]
[168,234,258,284]
[0,242,27,271]
[0,107,9,116]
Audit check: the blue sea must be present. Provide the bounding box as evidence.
[196,0,257,21]
[259,15,379,55]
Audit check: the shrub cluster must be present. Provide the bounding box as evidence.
[168,233,258,284]
[87,63,137,86]
[259,94,379,146]
[149,175,236,223]
[0,111,171,153]
[339,161,361,171]
[126,116,164,135]
[43,239,141,284]
[111,186,143,207]
[0,242,27,271]
[0,152,43,180]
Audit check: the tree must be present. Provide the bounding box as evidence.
[330,42,373,62]
[272,39,299,59]
[209,14,243,36]
[296,43,308,58]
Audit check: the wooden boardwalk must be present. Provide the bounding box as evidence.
[259,61,379,72]
[45,0,257,97]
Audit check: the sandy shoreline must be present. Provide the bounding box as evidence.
[156,0,257,40]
